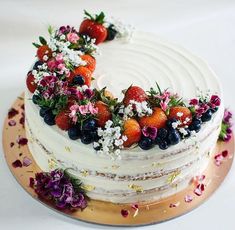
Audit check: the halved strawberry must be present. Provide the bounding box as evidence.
[123,86,148,106]
[26,72,37,93]
[37,45,52,62]
[139,107,167,129]
[80,54,96,72]
[79,11,107,44]
[69,66,92,86]
[95,101,112,127]
[55,110,72,131]
[168,106,192,126]
[123,118,141,147]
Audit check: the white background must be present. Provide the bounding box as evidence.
[0,0,235,229]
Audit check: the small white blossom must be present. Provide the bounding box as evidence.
[176,112,183,117]
[95,120,124,159]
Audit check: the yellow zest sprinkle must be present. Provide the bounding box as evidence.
[48,158,57,170]
[167,170,181,184]
[80,170,89,177]
[65,146,71,152]
[152,162,162,167]
[81,184,95,192]
[112,165,120,170]
[128,184,144,193]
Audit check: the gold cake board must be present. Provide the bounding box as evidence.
[2,95,234,226]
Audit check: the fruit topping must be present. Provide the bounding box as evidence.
[123,118,141,147]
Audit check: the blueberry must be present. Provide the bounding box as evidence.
[138,137,154,150]
[44,112,55,126]
[158,128,168,139]
[68,126,81,140]
[166,118,178,129]
[168,129,181,145]
[32,94,40,104]
[39,107,50,117]
[201,109,212,122]
[106,25,118,41]
[82,119,97,131]
[90,130,99,142]
[33,60,44,70]
[73,75,85,86]
[81,134,93,145]
[189,118,201,132]
[158,140,169,150]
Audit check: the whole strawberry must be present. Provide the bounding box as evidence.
[139,107,167,129]
[79,10,107,45]
[95,101,112,127]
[123,118,141,147]
[26,71,37,93]
[168,106,192,126]
[123,86,148,106]
[55,110,73,131]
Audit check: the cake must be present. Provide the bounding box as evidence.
[25,11,223,205]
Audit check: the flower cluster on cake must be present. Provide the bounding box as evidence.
[24,10,229,209]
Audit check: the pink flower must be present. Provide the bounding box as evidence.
[69,104,80,123]
[47,59,57,70]
[78,104,89,115]
[156,90,171,112]
[142,126,158,140]
[88,102,98,115]
[55,53,64,62]
[67,32,80,43]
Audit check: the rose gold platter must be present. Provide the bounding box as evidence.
[2,95,234,226]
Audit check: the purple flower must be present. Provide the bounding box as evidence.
[189,98,199,106]
[142,126,158,140]
[224,109,232,123]
[210,95,221,107]
[30,169,87,210]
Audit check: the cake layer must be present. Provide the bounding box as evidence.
[25,31,223,203]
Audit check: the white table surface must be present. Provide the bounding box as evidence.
[0,0,235,229]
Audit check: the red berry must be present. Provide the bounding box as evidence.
[26,72,37,93]
[55,110,72,131]
[95,101,112,127]
[37,45,52,62]
[139,107,167,129]
[123,86,148,106]
[79,11,107,44]
[69,66,92,86]
[168,106,192,127]
[123,118,141,147]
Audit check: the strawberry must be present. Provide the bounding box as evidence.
[55,110,72,131]
[26,72,37,93]
[168,106,192,126]
[123,118,141,147]
[95,101,112,127]
[139,107,167,129]
[37,45,52,61]
[79,10,107,45]
[80,54,96,72]
[123,86,148,106]
[69,66,92,86]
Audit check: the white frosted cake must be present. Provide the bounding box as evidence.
[25,14,223,204]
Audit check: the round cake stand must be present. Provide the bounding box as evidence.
[2,95,234,226]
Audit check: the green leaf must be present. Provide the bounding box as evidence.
[95,11,105,24]
[84,10,94,21]
[39,36,47,45]
[155,82,162,95]
[48,25,53,35]
[32,42,40,48]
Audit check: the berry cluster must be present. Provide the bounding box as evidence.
[26,11,222,158]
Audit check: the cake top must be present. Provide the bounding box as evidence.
[26,10,221,159]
